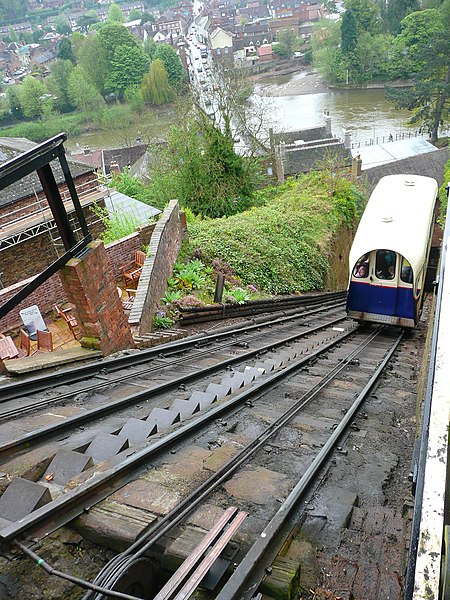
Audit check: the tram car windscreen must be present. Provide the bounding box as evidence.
[346,174,438,328]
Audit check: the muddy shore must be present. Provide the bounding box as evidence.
[251,66,330,96]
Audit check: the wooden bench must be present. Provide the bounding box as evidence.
[54,304,79,339]
[119,250,147,287]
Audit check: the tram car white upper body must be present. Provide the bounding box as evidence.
[346,174,438,328]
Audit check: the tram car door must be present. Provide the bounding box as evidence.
[347,250,416,327]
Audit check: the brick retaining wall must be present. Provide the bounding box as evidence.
[0,223,155,334]
[129,200,182,334]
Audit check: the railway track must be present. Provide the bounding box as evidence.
[0,295,415,599]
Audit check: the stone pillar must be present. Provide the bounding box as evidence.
[343,128,351,149]
[59,240,134,356]
[323,110,332,136]
[352,154,362,181]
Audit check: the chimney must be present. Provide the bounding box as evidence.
[323,110,331,136]
[83,146,91,155]
[110,160,121,175]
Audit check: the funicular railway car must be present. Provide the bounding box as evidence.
[346,174,439,328]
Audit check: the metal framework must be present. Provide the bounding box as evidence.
[0,133,92,320]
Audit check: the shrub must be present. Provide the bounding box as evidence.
[186,170,362,294]
[224,287,251,304]
[153,313,174,329]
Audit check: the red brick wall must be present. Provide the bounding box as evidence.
[59,240,134,355]
[0,223,155,335]
[129,200,182,334]
[0,273,66,335]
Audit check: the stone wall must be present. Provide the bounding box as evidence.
[323,224,356,291]
[129,200,182,334]
[0,224,155,335]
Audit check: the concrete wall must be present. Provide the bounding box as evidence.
[129,200,182,334]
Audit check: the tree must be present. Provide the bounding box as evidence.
[47,58,75,112]
[385,4,450,142]
[19,76,49,118]
[0,0,27,21]
[77,10,100,32]
[385,0,419,34]
[128,8,142,20]
[54,15,72,36]
[341,10,358,54]
[147,111,259,217]
[154,43,186,89]
[56,37,76,63]
[274,29,298,58]
[106,44,149,94]
[141,59,174,105]
[98,24,139,77]
[76,34,108,95]
[6,86,24,120]
[68,65,105,113]
[143,38,157,61]
[107,2,126,23]
[344,0,381,34]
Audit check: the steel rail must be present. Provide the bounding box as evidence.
[0,296,345,404]
[0,315,347,459]
[0,304,345,422]
[85,325,382,599]
[0,324,357,548]
[216,330,404,599]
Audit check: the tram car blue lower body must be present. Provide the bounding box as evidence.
[346,281,418,328]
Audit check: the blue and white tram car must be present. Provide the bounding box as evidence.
[346,174,438,328]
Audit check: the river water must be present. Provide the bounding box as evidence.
[253,72,425,148]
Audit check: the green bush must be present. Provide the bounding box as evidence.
[0,112,88,142]
[187,171,362,294]
[439,157,450,224]
[153,314,174,329]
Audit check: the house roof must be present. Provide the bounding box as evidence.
[0,137,95,209]
[105,190,161,224]
[257,43,272,56]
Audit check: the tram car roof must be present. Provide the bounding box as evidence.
[349,174,438,274]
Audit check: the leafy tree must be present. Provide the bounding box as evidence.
[56,37,76,63]
[341,10,358,54]
[0,0,27,21]
[154,43,186,89]
[54,15,72,36]
[107,2,126,23]
[78,11,100,32]
[274,29,298,58]
[128,8,143,20]
[141,12,156,24]
[98,23,139,67]
[8,27,18,43]
[19,76,49,118]
[143,38,157,61]
[146,109,259,217]
[141,59,174,105]
[344,0,381,34]
[68,65,105,113]
[75,34,108,95]
[385,4,450,142]
[106,44,149,94]
[6,86,24,120]
[100,105,138,146]
[47,58,75,112]
[124,85,145,112]
[385,0,420,34]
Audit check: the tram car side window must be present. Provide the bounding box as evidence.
[346,175,438,328]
